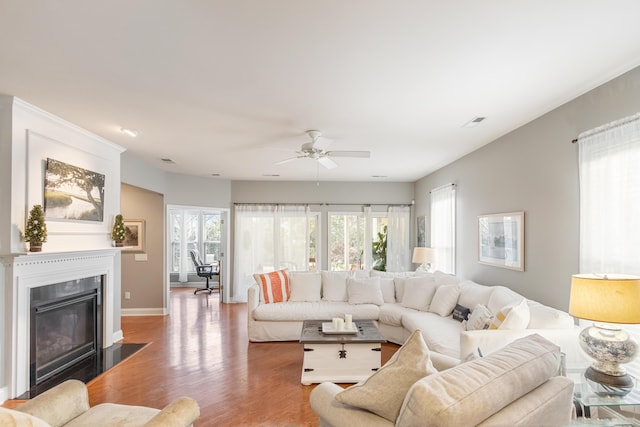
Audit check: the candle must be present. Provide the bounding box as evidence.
[344,314,353,330]
[335,318,345,331]
[332,317,340,330]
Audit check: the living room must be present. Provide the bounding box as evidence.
[2,2,640,426]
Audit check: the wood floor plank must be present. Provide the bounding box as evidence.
[84,288,399,426]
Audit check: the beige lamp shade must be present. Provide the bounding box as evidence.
[412,247,435,264]
[569,274,640,324]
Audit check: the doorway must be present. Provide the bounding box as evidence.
[166,205,230,303]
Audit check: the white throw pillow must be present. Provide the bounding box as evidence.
[400,276,438,311]
[336,330,437,422]
[489,299,530,330]
[0,407,50,427]
[379,278,396,303]
[428,284,460,316]
[347,277,384,305]
[466,304,493,330]
[434,270,460,286]
[288,272,322,302]
[321,271,349,301]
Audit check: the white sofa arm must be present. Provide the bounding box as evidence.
[309,382,393,427]
[460,327,586,366]
[248,284,260,318]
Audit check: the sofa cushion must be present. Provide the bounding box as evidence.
[396,334,562,426]
[379,278,396,303]
[253,301,380,321]
[527,301,575,329]
[254,269,290,304]
[0,407,50,427]
[64,403,160,427]
[434,270,460,286]
[428,284,460,316]
[402,312,463,359]
[394,272,434,302]
[466,304,493,330]
[289,272,322,302]
[379,303,416,327]
[321,271,349,301]
[335,329,437,422]
[399,276,438,311]
[347,277,384,305]
[458,280,493,308]
[489,299,530,330]
[487,286,523,315]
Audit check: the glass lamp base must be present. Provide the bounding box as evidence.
[584,366,635,396]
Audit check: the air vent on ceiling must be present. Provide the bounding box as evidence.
[462,116,487,128]
[160,158,176,164]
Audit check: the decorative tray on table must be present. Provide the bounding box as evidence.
[321,322,358,334]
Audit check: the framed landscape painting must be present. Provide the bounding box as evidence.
[123,219,145,252]
[44,158,105,222]
[478,211,524,271]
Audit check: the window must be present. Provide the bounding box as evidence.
[233,205,318,301]
[430,184,456,274]
[328,213,365,271]
[169,208,222,282]
[578,112,640,379]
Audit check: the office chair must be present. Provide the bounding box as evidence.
[189,249,219,295]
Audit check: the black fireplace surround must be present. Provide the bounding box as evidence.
[30,276,103,387]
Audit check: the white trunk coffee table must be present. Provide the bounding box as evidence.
[299,319,385,385]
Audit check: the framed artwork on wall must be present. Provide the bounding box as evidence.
[478,211,524,271]
[417,215,427,247]
[123,219,145,252]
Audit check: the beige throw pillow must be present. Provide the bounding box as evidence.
[335,329,437,422]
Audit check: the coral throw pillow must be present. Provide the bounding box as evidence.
[254,269,290,304]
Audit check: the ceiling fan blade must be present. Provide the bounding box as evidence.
[326,150,370,158]
[274,156,302,165]
[317,156,338,169]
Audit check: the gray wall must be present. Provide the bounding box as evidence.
[415,65,640,311]
[121,183,165,311]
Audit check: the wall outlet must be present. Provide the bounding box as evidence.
[124,291,131,299]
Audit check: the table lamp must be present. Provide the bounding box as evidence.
[412,247,435,272]
[569,274,640,396]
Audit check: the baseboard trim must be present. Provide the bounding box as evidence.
[121,308,166,316]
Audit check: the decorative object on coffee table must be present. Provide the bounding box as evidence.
[300,319,385,385]
[569,273,640,396]
[111,214,125,247]
[24,204,47,252]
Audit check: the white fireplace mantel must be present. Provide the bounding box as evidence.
[1,249,122,399]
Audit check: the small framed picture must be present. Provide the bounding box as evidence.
[122,219,145,252]
[478,211,524,271]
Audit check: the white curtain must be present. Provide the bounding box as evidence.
[233,204,311,302]
[578,112,640,378]
[362,206,373,270]
[579,112,640,274]
[430,184,456,274]
[386,206,411,272]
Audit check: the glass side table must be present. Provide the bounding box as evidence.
[567,367,640,425]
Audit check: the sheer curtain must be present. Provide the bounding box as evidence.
[386,206,411,272]
[430,184,456,274]
[578,112,640,377]
[233,204,311,302]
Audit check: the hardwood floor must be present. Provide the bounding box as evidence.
[85,288,399,426]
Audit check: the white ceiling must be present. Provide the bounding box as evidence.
[2,1,640,182]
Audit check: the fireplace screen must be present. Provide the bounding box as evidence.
[30,276,103,385]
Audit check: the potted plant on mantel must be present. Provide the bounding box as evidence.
[24,204,47,252]
[112,214,126,247]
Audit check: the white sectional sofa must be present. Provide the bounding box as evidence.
[248,269,583,370]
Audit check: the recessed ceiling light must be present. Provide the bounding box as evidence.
[160,158,176,164]
[121,127,140,137]
[262,174,280,177]
[462,117,486,128]
[211,173,220,177]
[371,175,388,178]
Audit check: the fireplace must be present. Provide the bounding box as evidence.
[2,250,120,400]
[30,276,103,386]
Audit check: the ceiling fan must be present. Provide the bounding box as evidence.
[275,130,370,169]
